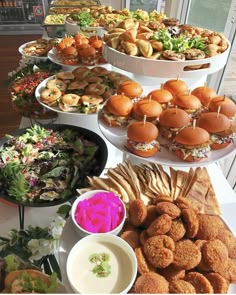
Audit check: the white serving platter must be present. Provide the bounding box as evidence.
[98,115,236,167]
[47,49,110,71]
[58,163,236,293]
[18,41,49,61]
[102,42,231,79]
[35,75,98,115]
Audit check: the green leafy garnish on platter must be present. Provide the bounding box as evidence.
[89,253,111,278]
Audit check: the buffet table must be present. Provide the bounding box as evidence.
[1,7,236,293]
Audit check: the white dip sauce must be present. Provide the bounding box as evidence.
[68,241,133,293]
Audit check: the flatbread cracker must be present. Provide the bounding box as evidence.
[106,168,136,202]
[175,170,188,200]
[181,167,195,198]
[182,168,221,215]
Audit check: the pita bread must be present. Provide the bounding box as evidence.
[169,167,177,200]
[181,167,195,198]
[87,176,120,195]
[106,169,136,202]
[157,165,171,196]
[175,170,188,200]
[181,168,221,215]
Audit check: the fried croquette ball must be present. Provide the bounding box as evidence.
[218,258,236,283]
[169,279,196,294]
[146,214,172,236]
[142,205,158,228]
[135,247,155,275]
[196,214,225,240]
[173,239,201,270]
[182,208,199,238]
[157,264,185,282]
[134,272,169,294]
[129,199,147,227]
[139,230,149,246]
[167,219,186,242]
[185,272,214,293]
[205,273,229,294]
[202,239,228,273]
[156,202,181,219]
[120,230,140,250]
[143,235,175,268]
[122,219,137,232]
[153,194,174,204]
[216,229,236,259]
[195,240,211,272]
[175,197,192,210]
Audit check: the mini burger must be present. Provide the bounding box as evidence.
[101,94,133,127]
[61,46,79,65]
[171,126,211,162]
[58,93,81,112]
[163,78,188,99]
[132,98,162,121]
[146,86,173,109]
[78,45,97,66]
[126,121,160,157]
[117,80,143,99]
[158,108,191,139]
[191,85,217,107]
[208,96,236,119]
[173,93,202,118]
[197,112,236,149]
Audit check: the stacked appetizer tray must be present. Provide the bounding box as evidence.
[102,18,230,78]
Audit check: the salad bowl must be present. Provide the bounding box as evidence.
[0,124,108,207]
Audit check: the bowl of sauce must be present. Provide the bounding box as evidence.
[66,233,137,293]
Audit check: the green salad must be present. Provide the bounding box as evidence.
[0,125,100,203]
[151,28,207,53]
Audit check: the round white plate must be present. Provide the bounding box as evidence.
[18,41,49,61]
[97,86,236,167]
[102,41,231,79]
[47,49,109,71]
[35,68,132,115]
[35,75,98,115]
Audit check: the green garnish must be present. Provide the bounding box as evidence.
[70,11,95,27]
[151,29,207,53]
[89,253,111,278]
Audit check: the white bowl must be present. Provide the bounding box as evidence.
[66,233,137,294]
[71,190,126,237]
